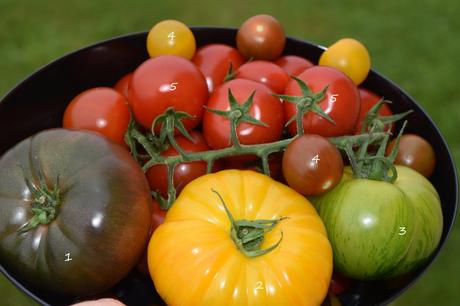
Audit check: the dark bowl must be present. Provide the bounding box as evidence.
[0,27,457,306]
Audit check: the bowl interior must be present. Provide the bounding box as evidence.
[0,28,457,306]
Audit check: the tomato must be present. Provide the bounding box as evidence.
[203,79,284,149]
[146,131,214,197]
[0,129,152,295]
[146,20,196,60]
[236,14,285,60]
[274,55,314,76]
[282,135,343,196]
[129,55,208,131]
[283,66,360,137]
[224,152,283,179]
[192,44,245,92]
[354,88,393,134]
[148,170,332,306]
[386,134,436,177]
[319,38,371,85]
[321,293,342,306]
[236,60,290,94]
[114,72,133,101]
[329,272,352,295]
[313,166,443,280]
[63,87,130,145]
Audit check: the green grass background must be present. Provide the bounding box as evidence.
[0,0,458,305]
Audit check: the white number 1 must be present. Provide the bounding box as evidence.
[65,253,72,262]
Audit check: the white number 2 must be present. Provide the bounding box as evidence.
[255,281,264,290]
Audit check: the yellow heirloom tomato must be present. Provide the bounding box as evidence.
[148,170,333,306]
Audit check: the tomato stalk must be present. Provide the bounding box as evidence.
[17,169,61,234]
[211,189,285,257]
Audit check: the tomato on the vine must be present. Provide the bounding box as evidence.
[128,55,208,131]
[114,72,133,101]
[236,60,290,94]
[203,79,284,149]
[236,14,285,60]
[386,134,436,177]
[146,20,196,60]
[354,88,393,134]
[63,87,130,145]
[146,131,216,197]
[283,66,360,137]
[282,134,343,196]
[274,55,314,76]
[192,44,245,92]
[319,38,371,85]
[224,152,283,179]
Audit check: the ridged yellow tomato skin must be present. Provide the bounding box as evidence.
[148,170,333,306]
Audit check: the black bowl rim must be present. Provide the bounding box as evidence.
[0,27,458,306]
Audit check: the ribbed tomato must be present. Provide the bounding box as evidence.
[148,170,332,306]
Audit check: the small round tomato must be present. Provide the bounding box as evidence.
[329,272,352,295]
[386,134,436,177]
[354,88,393,134]
[284,66,360,137]
[282,134,343,196]
[236,14,285,60]
[129,55,208,131]
[224,152,283,179]
[319,38,371,85]
[236,60,290,94]
[192,44,245,92]
[63,87,130,145]
[274,55,314,76]
[114,72,133,101]
[203,79,284,149]
[146,131,212,197]
[146,20,196,59]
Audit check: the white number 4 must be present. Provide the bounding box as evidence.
[329,94,339,103]
[168,32,176,41]
[399,227,407,236]
[312,154,320,164]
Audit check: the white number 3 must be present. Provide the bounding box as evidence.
[399,227,407,236]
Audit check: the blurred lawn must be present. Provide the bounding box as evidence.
[0,0,458,305]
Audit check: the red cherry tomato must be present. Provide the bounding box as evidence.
[114,72,133,101]
[146,131,215,197]
[63,87,130,145]
[274,55,314,76]
[224,152,283,179]
[236,14,285,60]
[386,134,436,177]
[329,272,352,295]
[236,60,290,94]
[282,134,343,196]
[128,55,208,131]
[354,88,393,134]
[203,79,284,149]
[283,66,360,137]
[192,44,245,92]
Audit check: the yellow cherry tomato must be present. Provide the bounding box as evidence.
[148,170,332,306]
[146,19,196,59]
[319,38,371,85]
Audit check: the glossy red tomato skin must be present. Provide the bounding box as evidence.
[354,88,393,134]
[282,134,344,196]
[284,66,360,137]
[192,44,245,92]
[63,87,130,145]
[114,72,133,101]
[236,60,290,94]
[146,131,214,197]
[274,55,314,76]
[224,152,283,179]
[203,79,284,149]
[128,55,208,131]
[386,134,436,177]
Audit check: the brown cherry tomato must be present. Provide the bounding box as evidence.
[282,134,343,196]
[236,60,290,94]
[236,14,285,60]
[114,72,133,101]
[274,55,314,76]
[386,134,436,177]
[192,44,245,92]
[63,87,130,145]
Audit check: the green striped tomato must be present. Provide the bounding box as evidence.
[313,166,443,280]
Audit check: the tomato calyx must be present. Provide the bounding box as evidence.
[360,98,413,133]
[211,189,286,257]
[18,169,61,234]
[223,62,237,83]
[204,88,268,148]
[276,76,335,136]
